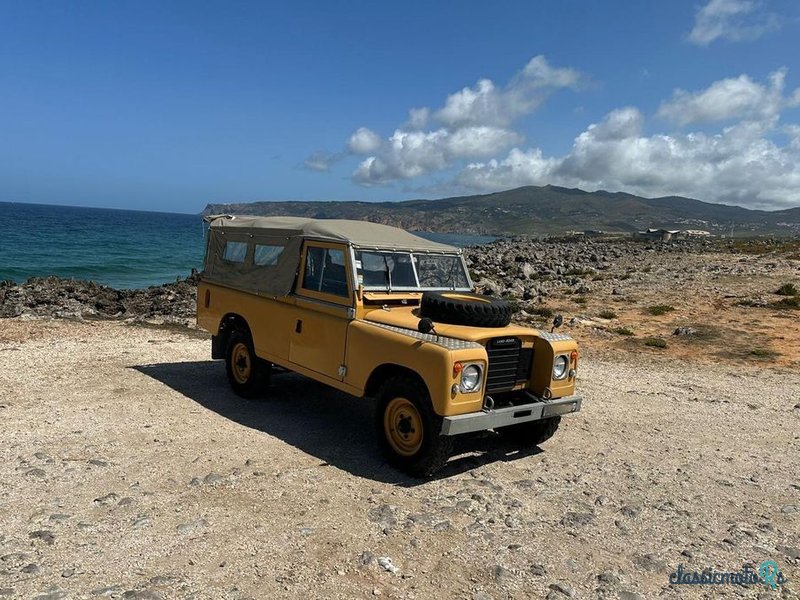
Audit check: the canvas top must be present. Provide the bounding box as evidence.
[206,215,459,253]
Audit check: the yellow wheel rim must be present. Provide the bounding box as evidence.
[231,342,252,384]
[384,397,423,456]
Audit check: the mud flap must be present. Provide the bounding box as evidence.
[211,335,224,360]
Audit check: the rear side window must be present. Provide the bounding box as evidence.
[254,244,284,266]
[223,241,247,263]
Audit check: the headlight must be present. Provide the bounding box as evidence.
[552,355,568,380]
[460,364,482,392]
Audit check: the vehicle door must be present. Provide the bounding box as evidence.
[289,242,354,381]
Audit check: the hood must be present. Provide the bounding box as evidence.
[363,306,539,343]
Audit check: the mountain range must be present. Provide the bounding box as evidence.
[202,185,800,237]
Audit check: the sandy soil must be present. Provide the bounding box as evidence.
[533,248,800,371]
[0,319,798,599]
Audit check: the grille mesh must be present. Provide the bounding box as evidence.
[485,338,531,393]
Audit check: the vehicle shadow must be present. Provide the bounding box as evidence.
[132,360,542,486]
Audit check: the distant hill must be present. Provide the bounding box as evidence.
[202,185,800,237]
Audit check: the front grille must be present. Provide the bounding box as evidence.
[485,337,532,393]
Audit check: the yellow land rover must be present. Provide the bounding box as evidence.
[197,216,581,476]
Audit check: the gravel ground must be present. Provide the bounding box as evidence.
[0,319,798,600]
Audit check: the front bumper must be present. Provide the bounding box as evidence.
[440,395,582,436]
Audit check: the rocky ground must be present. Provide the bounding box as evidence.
[1,238,799,599]
[0,274,199,326]
[0,319,798,600]
[2,238,798,367]
[466,238,800,370]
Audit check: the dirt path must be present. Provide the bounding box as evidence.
[0,319,798,599]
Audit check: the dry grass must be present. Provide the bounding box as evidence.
[646,304,675,316]
[775,282,798,296]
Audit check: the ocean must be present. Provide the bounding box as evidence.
[0,202,495,289]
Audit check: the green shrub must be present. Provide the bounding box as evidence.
[775,283,798,296]
[614,326,634,336]
[598,309,618,319]
[573,296,588,306]
[749,348,778,358]
[772,296,800,309]
[503,297,521,312]
[531,306,555,318]
[647,304,675,316]
[644,337,667,348]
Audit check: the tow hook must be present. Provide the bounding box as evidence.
[483,395,495,412]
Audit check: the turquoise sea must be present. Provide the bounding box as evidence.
[0,202,494,289]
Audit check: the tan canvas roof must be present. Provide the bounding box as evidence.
[202,215,465,297]
[206,215,459,253]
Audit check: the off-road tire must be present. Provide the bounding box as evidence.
[225,330,269,399]
[376,375,454,477]
[501,416,561,447]
[420,291,512,328]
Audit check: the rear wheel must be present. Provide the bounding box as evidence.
[501,416,561,447]
[225,330,269,398]
[376,376,453,477]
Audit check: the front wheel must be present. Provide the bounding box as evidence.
[376,376,453,477]
[225,330,269,399]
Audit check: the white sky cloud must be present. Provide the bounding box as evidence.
[457,106,800,209]
[349,55,581,185]
[658,69,795,125]
[406,107,430,130]
[353,126,523,185]
[436,56,581,128]
[303,151,339,172]
[314,55,800,209]
[348,127,382,154]
[689,0,780,46]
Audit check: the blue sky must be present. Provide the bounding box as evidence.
[1,1,799,213]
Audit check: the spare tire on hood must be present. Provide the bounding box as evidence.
[420,291,513,328]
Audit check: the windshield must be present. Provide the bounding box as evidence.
[355,250,471,291]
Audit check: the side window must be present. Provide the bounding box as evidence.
[302,246,349,298]
[303,246,325,291]
[223,241,247,263]
[254,244,284,266]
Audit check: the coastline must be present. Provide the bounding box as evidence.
[0,273,199,327]
[2,237,797,369]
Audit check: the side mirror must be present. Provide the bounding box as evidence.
[551,314,563,332]
[418,317,436,335]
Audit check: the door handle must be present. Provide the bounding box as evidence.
[295,319,302,333]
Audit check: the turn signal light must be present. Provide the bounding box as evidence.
[453,362,463,377]
[570,350,578,364]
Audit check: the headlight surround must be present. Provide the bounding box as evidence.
[459,364,483,393]
[552,355,569,380]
